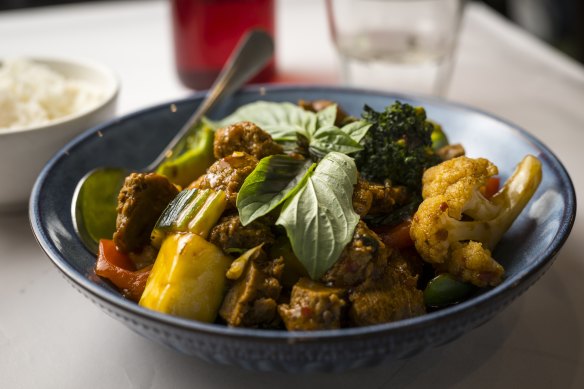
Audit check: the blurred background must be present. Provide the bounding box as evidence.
[1,0,583,65]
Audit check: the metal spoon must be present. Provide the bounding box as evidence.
[72,29,275,253]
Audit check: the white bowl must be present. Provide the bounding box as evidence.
[0,57,119,212]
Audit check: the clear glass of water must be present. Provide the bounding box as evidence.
[326,0,463,96]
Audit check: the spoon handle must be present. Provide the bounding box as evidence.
[146,29,275,171]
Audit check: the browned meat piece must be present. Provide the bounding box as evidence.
[209,214,275,253]
[352,178,374,217]
[113,173,179,254]
[190,151,258,208]
[278,278,346,331]
[219,249,284,328]
[391,247,425,282]
[436,143,465,161]
[298,99,351,126]
[352,178,409,216]
[348,251,425,326]
[368,181,409,214]
[214,121,283,160]
[321,221,389,288]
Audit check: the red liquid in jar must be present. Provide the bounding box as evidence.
[171,0,276,90]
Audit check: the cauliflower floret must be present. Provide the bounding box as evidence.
[422,156,499,220]
[410,155,542,287]
[442,241,504,287]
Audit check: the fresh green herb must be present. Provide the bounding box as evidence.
[216,101,315,143]
[216,101,369,159]
[309,125,364,157]
[315,103,338,127]
[339,119,372,143]
[236,152,359,280]
[275,152,359,279]
[236,155,314,226]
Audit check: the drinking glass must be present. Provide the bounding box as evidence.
[326,0,463,96]
[171,0,276,90]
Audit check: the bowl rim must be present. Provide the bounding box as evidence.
[29,84,577,342]
[0,56,120,135]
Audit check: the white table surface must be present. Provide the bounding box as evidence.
[2,1,584,388]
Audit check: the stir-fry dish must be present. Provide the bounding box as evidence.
[95,99,542,330]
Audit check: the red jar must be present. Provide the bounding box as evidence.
[171,0,276,90]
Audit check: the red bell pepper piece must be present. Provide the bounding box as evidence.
[375,219,414,249]
[482,176,500,199]
[95,239,151,302]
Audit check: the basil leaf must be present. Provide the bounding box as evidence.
[315,104,338,127]
[340,120,372,143]
[218,101,316,142]
[212,101,366,158]
[276,152,359,279]
[237,155,314,226]
[309,125,363,156]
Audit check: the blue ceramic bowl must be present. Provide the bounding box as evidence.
[30,86,576,373]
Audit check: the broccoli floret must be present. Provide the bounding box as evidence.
[410,155,542,287]
[354,101,441,190]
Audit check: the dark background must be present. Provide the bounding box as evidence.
[1,0,583,65]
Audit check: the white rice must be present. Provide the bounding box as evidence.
[0,59,105,131]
